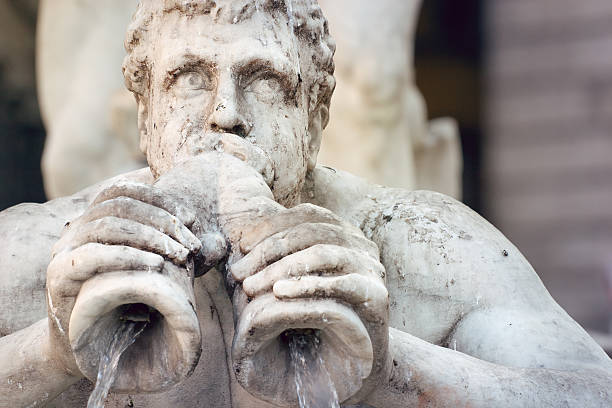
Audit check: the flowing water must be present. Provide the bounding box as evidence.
[289,332,340,408]
[87,321,147,408]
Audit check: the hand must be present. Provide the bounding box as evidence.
[229,203,390,400]
[45,180,202,375]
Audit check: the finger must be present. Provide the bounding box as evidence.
[231,223,378,281]
[273,274,388,305]
[273,274,389,323]
[68,216,189,263]
[48,244,165,297]
[239,203,346,253]
[80,197,201,253]
[241,244,384,297]
[52,243,164,281]
[92,181,196,227]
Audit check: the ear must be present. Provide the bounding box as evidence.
[307,104,329,171]
[137,96,149,154]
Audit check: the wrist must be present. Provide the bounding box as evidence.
[44,319,83,379]
[361,328,417,408]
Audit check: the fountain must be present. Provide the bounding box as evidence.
[68,257,202,392]
[288,330,340,408]
[76,150,368,406]
[71,152,362,407]
[87,321,147,408]
[2,1,611,407]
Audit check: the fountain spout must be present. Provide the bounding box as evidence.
[231,291,373,406]
[156,153,375,405]
[70,152,374,402]
[68,258,201,392]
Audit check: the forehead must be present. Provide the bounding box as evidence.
[151,9,296,71]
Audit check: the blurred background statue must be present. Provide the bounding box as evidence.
[37,0,462,200]
[317,0,462,197]
[37,0,144,199]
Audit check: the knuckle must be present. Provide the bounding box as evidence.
[296,203,335,218]
[48,274,63,291]
[99,196,138,214]
[50,241,66,259]
[294,202,318,212]
[46,261,61,281]
[150,253,165,269]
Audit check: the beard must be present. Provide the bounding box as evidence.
[146,128,308,208]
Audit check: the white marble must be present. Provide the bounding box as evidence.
[0,1,609,407]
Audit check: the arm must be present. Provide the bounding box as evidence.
[367,326,611,408]
[305,167,612,406]
[0,168,177,406]
[0,319,81,408]
[0,198,88,407]
[362,190,612,407]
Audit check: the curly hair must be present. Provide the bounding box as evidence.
[123,0,335,124]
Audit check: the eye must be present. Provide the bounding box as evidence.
[244,74,284,103]
[173,71,214,95]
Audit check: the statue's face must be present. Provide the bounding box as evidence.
[145,11,310,205]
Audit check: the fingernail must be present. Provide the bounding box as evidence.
[272,280,293,298]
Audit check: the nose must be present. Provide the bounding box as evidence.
[208,79,251,138]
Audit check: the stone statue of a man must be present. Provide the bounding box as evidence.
[1,1,610,407]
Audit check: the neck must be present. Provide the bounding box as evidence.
[301,165,383,227]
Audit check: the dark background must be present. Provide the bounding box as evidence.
[415,0,482,213]
[0,0,46,209]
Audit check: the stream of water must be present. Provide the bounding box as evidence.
[86,323,338,407]
[289,332,340,408]
[87,321,147,408]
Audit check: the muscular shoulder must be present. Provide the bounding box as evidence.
[308,166,553,342]
[361,189,549,312]
[308,165,527,281]
[0,168,153,336]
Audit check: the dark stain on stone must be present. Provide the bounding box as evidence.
[321,165,336,173]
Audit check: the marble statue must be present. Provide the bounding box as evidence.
[317,0,462,197]
[38,0,461,200]
[1,1,611,407]
[37,0,144,199]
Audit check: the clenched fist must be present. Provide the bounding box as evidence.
[230,202,390,402]
[46,180,202,375]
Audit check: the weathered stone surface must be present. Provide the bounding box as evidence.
[37,0,462,200]
[0,1,610,407]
